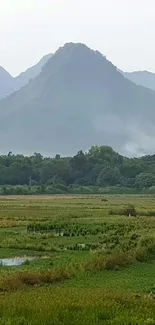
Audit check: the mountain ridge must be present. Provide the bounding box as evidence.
[14,53,53,91]
[0,42,155,156]
[0,66,15,99]
[0,53,53,99]
[122,70,155,91]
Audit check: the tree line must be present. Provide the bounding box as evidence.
[0,146,155,194]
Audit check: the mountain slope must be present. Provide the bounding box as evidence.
[0,54,52,99]
[122,70,155,91]
[14,53,53,90]
[0,67,15,99]
[0,43,155,156]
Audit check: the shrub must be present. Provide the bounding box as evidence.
[123,204,137,217]
[85,251,134,271]
[135,247,149,262]
[101,198,108,202]
[103,252,134,270]
[23,259,30,266]
[0,268,72,292]
[109,204,136,217]
[136,236,155,262]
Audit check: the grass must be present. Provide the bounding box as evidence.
[0,268,72,291]
[0,288,155,324]
[60,262,155,292]
[1,195,155,323]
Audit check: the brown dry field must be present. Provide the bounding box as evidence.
[0,195,97,200]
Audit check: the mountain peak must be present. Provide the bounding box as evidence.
[1,43,155,156]
[42,42,110,78]
[54,42,104,59]
[0,66,13,79]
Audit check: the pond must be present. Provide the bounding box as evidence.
[0,256,35,266]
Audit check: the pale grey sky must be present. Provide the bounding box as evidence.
[0,0,154,76]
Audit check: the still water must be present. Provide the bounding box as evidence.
[0,256,34,266]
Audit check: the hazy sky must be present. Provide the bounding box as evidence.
[0,0,154,76]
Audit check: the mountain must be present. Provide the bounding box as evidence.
[0,54,52,99]
[14,53,53,91]
[0,67,15,99]
[0,43,155,156]
[122,70,155,92]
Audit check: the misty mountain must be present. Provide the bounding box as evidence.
[0,43,155,156]
[0,54,52,99]
[14,53,53,91]
[122,70,155,92]
[0,67,15,99]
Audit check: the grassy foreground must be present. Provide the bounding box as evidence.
[0,195,155,324]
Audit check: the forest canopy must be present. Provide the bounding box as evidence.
[0,146,155,194]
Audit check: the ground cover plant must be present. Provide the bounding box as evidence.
[0,195,155,324]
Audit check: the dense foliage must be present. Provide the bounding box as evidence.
[1,146,155,193]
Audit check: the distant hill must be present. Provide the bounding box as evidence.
[0,54,52,99]
[14,53,53,91]
[122,70,155,91]
[0,43,155,156]
[0,67,15,99]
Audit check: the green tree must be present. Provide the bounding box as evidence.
[135,173,155,189]
[70,151,87,171]
[97,166,121,186]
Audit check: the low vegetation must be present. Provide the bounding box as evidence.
[0,195,155,323]
[0,268,72,292]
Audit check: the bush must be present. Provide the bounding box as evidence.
[85,251,134,271]
[101,198,108,202]
[135,236,155,262]
[103,252,134,270]
[109,204,136,217]
[123,204,137,217]
[0,268,72,291]
[135,247,148,262]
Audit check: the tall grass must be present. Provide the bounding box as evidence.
[0,288,155,325]
[0,267,72,291]
[85,251,134,271]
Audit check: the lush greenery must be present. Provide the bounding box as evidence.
[1,146,155,195]
[0,195,155,323]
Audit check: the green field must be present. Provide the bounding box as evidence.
[1,195,155,324]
